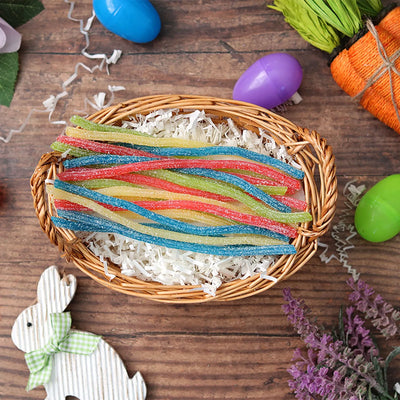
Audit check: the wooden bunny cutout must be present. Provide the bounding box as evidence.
[11,266,146,400]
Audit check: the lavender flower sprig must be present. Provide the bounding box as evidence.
[282,280,400,400]
[347,278,400,339]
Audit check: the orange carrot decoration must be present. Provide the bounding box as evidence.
[270,1,400,135]
[330,10,400,134]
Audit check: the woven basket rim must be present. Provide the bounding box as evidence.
[31,94,337,303]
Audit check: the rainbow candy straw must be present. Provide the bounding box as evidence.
[50,116,312,258]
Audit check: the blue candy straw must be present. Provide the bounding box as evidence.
[63,155,159,168]
[127,144,304,179]
[53,211,296,257]
[139,222,290,242]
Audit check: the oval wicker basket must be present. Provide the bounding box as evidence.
[31,94,337,303]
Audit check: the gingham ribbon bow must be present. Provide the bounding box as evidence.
[25,312,100,391]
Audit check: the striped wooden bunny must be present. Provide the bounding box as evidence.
[11,266,146,400]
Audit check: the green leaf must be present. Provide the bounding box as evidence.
[0,0,44,28]
[371,355,387,391]
[384,346,400,384]
[0,52,19,107]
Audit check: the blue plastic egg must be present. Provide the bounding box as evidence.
[93,0,161,44]
[233,53,303,109]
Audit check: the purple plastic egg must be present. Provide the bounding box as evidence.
[233,53,303,109]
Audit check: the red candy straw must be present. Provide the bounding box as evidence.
[59,158,301,189]
[271,195,307,211]
[228,172,297,195]
[115,173,233,202]
[54,199,123,211]
[130,200,297,237]
[56,135,159,158]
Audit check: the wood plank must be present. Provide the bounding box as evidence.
[1,0,399,398]
[3,333,399,399]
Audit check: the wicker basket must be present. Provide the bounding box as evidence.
[31,94,337,303]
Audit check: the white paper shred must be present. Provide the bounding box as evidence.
[394,382,400,395]
[79,109,302,296]
[1,0,124,143]
[318,180,366,281]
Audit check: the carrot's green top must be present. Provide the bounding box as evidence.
[269,0,383,53]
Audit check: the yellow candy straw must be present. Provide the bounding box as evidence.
[66,127,213,148]
[119,209,233,226]
[48,186,285,247]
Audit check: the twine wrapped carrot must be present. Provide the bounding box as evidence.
[330,8,400,134]
[270,1,400,135]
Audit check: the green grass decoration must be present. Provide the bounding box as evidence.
[270,0,340,53]
[302,0,362,37]
[357,0,383,16]
[269,0,384,53]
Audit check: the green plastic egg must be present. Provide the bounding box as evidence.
[354,174,400,242]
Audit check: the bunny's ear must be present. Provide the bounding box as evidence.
[37,266,77,313]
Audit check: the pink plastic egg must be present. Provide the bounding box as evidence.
[233,53,303,109]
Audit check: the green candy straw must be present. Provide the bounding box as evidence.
[70,115,150,137]
[145,170,311,224]
[51,142,97,158]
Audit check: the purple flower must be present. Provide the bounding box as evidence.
[347,277,400,339]
[282,288,320,340]
[287,346,363,400]
[282,288,389,399]
[343,306,379,359]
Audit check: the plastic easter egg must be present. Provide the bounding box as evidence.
[233,53,303,109]
[354,174,400,242]
[93,0,161,44]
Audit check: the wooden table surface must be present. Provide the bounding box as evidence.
[1,1,399,399]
